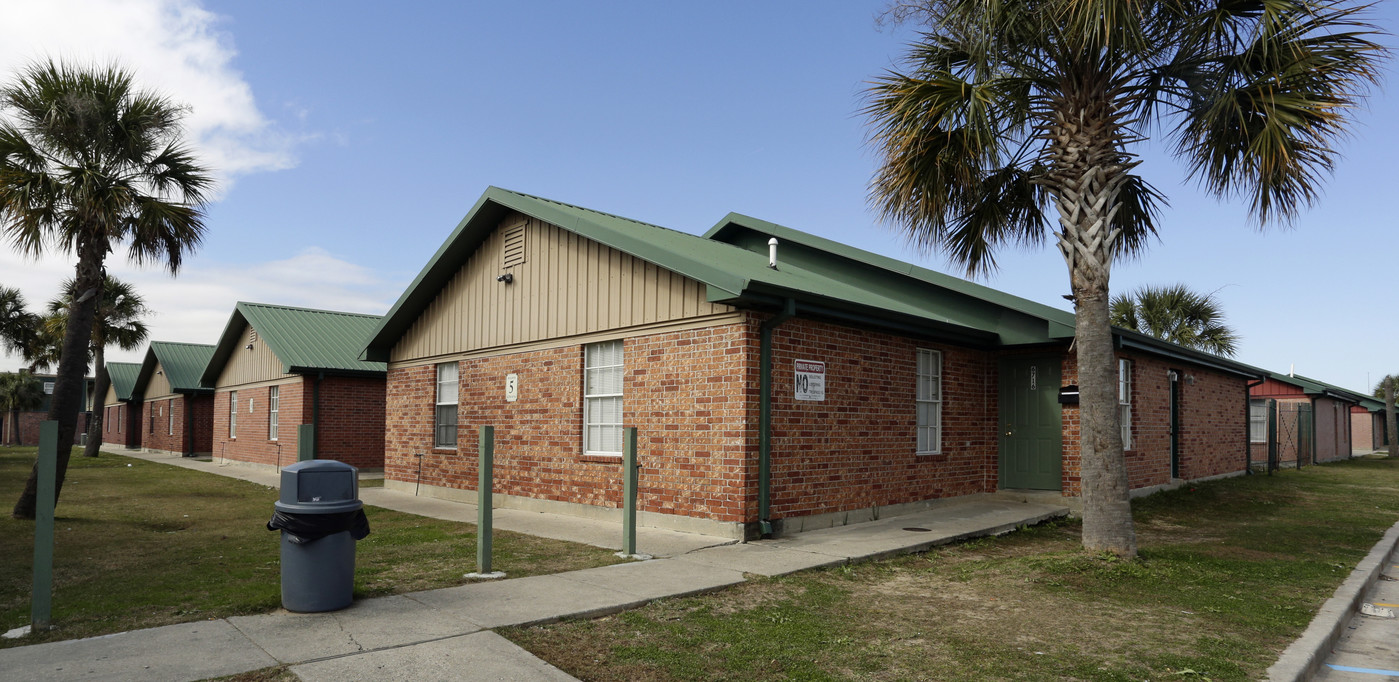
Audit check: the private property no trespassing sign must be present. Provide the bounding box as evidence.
[794,359,826,401]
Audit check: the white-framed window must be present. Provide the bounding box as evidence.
[168,399,175,435]
[435,363,459,449]
[117,405,122,433]
[43,381,53,394]
[150,403,158,434]
[229,390,238,439]
[269,386,279,441]
[1118,358,1133,449]
[584,340,624,455]
[1249,399,1268,443]
[916,348,942,454]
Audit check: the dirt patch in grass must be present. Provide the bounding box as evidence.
[507,459,1399,681]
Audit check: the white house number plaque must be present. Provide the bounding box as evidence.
[505,373,519,402]
[794,360,826,401]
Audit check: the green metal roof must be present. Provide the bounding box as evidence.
[363,187,1086,360]
[1256,370,1373,405]
[106,362,142,401]
[359,186,1261,383]
[706,213,1078,339]
[1290,373,1373,404]
[134,342,216,396]
[203,302,386,385]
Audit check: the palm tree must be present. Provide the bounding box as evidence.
[865,1,1385,557]
[0,61,211,519]
[46,276,149,458]
[0,371,44,446]
[1110,284,1239,356]
[0,286,39,359]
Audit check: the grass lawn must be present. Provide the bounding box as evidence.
[505,456,1399,681]
[0,446,623,648]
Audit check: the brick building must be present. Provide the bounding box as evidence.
[1,372,95,446]
[99,362,143,450]
[126,342,215,457]
[1351,397,1387,452]
[200,302,386,471]
[362,188,1267,540]
[1248,372,1369,467]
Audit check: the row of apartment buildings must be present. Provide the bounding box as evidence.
[88,187,1389,539]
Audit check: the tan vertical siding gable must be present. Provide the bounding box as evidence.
[145,362,174,400]
[103,383,121,408]
[217,321,295,387]
[392,213,734,362]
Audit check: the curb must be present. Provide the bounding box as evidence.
[1266,519,1399,682]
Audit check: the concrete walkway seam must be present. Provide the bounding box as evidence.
[1266,519,1399,682]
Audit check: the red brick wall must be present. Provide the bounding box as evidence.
[135,394,214,455]
[309,376,386,469]
[1058,350,1246,495]
[10,411,90,446]
[213,381,305,468]
[766,317,997,521]
[385,323,757,523]
[1175,363,1247,479]
[101,403,142,449]
[212,377,384,468]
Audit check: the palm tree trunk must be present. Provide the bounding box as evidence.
[13,252,104,519]
[1073,286,1137,556]
[83,345,108,458]
[1045,72,1138,558]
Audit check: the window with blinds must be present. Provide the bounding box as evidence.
[584,340,624,455]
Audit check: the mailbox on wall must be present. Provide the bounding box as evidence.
[1058,385,1080,405]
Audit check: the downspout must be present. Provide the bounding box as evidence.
[313,372,323,459]
[1245,376,1265,475]
[759,298,797,537]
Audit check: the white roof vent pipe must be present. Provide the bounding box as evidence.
[768,238,779,270]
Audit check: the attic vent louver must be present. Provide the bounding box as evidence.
[249,329,258,344]
[502,222,526,268]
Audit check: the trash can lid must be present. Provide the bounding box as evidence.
[278,459,360,514]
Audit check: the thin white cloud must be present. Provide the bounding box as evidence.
[0,248,402,372]
[0,0,303,188]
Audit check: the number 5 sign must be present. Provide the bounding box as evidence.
[794,359,826,401]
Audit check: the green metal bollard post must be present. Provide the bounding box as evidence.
[466,425,504,579]
[622,427,639,557]
[31,420,58,632]
[297,424,315,461]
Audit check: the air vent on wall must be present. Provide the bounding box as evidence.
[501,222,526,268]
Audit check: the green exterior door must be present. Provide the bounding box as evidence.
[999,357,1063,490]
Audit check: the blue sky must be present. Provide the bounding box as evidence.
[2,1,1397,394]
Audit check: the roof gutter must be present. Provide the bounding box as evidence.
[737,291,996,348]
[1115,333,1259,379]
[759,298,797,538]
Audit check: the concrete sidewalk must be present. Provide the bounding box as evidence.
[0,449,1069,681]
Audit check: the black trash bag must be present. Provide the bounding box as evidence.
[267,509,371,545]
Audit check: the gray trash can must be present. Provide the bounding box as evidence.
[266,460,370,612]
